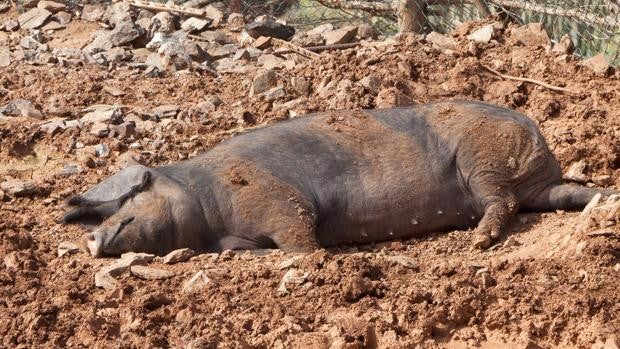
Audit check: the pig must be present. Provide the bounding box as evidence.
[63,100,617,256]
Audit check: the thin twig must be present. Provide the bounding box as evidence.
[271,38,321,59]
[481,64,579,95]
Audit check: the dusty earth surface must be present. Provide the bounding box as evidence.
[1,6,619,349]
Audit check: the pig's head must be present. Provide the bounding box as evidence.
[63,165,207,257]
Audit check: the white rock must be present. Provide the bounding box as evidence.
[277,268,309,294]
[182,270,210,293]
[57,241,81,257]
[130,265,175,280]
[467,24,494,43]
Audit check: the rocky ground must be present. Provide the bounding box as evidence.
[1,1,619,348]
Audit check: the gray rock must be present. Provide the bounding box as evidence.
[81,105,123,124]
[250,69,277,96]
[94,143,110,158]
[81,5,104,22]
[198,30,232,44]
[130,265,175,280]
[357,24,378,40]
[37,0,66,13]
[323,25,358,46]
[90,122,110,137]
[0,180,38,197]
[20,35,41,50]
[150,11,176,34]
[106,2,132,28]
[263,86,286,102]
[3,19,20,31]
[0,99,43,119]
[206,43,238,60]
[163,248,195,264]
[18,8,52,30]
[39,117,68,134]
[233,48,250,61]
[467,24,494,43]
[290,77,310,96]
[109,21,141,47]
[53,11,72,25]
[309,23,334,36]
[41,20,64,31]
[181,17,210,32]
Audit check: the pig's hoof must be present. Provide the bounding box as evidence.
[473,233,491,249]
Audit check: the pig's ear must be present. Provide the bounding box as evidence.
[62,165,152,225]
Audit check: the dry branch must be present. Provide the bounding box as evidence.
[481,64,579,95]
[129,1,207,17]
[272,38,321,59]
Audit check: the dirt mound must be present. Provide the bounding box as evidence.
[1,7,619,349]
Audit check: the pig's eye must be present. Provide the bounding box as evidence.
[121,217,135,226]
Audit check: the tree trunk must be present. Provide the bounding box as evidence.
[397,0,427,33]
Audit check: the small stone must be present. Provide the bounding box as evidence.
[564,160,588,183]
[245,20,295,40]
[163,248,195,264]
[277,268,309,295]
[3,19,20,31]
[357,24,378,40]
[204,5,224,28]
[253,36,272,49]
[108,21,141,47]
[103,86,125,96]
[120,252,156,265]
[510,23,551,47]
[57,241,81,257]
[181,17,210,32]
[233,48,250,61]
[385,255,417,269]
[552,34,574,55]
[37,0,66,13]
[375,87,414,108]
[130,265,175,280]
[582,54,610,75]
[250,69,277,96]
[257,54,286,70]
[426,31,457,51]
[41,20,64,31]
[182,270,210,293]
[81,5,105,22]
[278,256,303,270]
[18,8,52,30]
[467,24,494,43]
[90,122,110,137]
[323,25,358,45]
[227,13,244,31]
[291,77,310,97]
[359,75,382,93]
[263,86,286,102]
[152,104,179,119]
[20,35,41,50]
[0,180,38,197]
[503,236,520,248]
[94,269,118,290]
[53,11,72,25]
[94,144,110,158]
[58,164,83,176]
